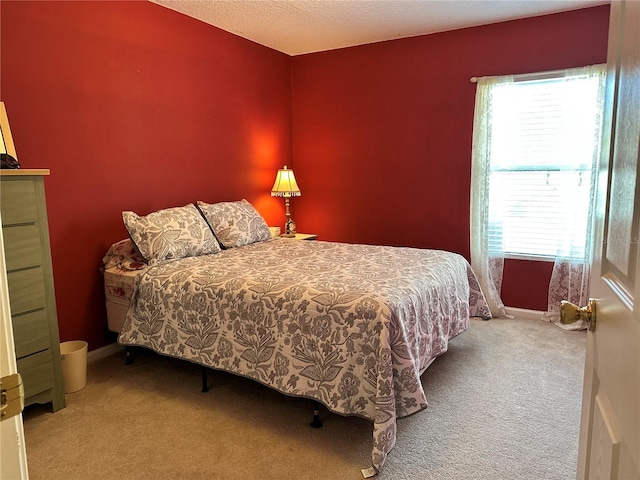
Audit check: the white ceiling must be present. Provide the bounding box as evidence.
[149,0,608,55]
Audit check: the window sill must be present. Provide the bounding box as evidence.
[502,253,557,262]
[500,253,585,262]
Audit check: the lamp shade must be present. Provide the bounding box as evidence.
[271,165,301,197]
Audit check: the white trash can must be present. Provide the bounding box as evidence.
[60,341,88,393]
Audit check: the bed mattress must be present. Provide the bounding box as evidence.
[104,266,140,333]
[102,238,146,333]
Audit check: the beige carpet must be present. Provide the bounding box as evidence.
[22,317,586,480]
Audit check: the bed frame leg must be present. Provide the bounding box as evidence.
[201,367,209,393]
[310,401,323,428]
[125,346,134,365]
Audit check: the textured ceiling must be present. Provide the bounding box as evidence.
[149,0,607,55]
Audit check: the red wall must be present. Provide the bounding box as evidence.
[291,5,610,311]
[0,2,610,351]
[0,1,292,349]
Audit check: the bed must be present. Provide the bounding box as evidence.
[103,200,491,477]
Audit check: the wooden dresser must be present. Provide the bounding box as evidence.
[0,169,65,411]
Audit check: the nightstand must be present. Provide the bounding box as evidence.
[292,233,317,240]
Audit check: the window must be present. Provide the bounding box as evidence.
[483,68,605,260]
[469,65,606,318]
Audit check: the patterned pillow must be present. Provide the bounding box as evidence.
[122,204,221,265]
[197,199,271,249]
[101,238,147,271]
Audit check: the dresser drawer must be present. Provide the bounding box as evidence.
[17,349,54,399]
[0,179,38,226]
[13,309,50,359]
[7,267,47,315]
[3,224,42,271]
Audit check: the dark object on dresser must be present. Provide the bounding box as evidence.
[1,153,20,169]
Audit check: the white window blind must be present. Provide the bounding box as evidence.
[486,72,603,260]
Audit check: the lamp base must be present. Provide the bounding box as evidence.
[284,217,296,237]
[279,233,296,238]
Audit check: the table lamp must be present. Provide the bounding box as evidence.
[271,165,301,237]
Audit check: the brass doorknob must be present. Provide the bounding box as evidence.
[560,298,596,331]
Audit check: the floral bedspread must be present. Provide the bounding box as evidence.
[118,239,490,475]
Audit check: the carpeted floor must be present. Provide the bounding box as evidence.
[21,317,586,480]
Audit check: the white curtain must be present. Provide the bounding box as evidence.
[470,65,605,322]
[470,75,511,318]
[544,65,606,330]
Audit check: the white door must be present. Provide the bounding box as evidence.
[0,214,29,477]
[576,0,640,478]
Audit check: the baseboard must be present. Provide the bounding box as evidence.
[87,342,124,365]
[505,306,544,321]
